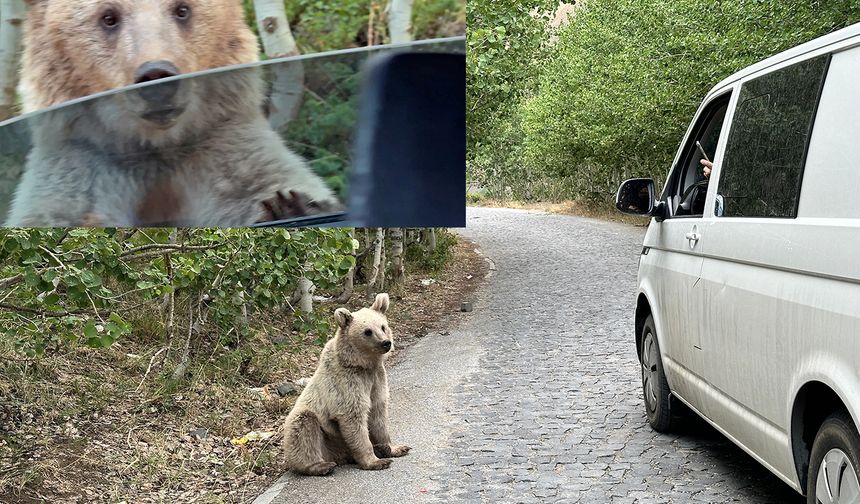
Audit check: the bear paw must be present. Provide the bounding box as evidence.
[303,461,337,476]
[360,458,392,471]
[258,190,343,223]
[390,444,411,457]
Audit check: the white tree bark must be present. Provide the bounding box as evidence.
[0,0,25,120]
[422,228,437,253]
[389,228,404,284]
[253,0,304,130]
[298,275,314,313]
[388,0,414,44]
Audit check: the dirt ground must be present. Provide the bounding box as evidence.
[0,235,488,504]
[472,199,650,226]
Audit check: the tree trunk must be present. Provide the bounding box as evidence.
[337,230,356,302]
[422,228,437,253]
[297,266,314,313]
[253,0,304,130]
[389,227,404,285]
[0,0,25,120]
[406,228,419,246]
[378,235,386,291]
[366,228,384,298]
[171,299,195,381]
[388,0,413,44]
[161,229,178,353]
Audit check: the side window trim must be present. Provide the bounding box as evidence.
[702,84,740,219]
[791,53,832,219]
[660,89,734,219]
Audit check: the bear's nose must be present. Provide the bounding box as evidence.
[381,340,392,352]
[135,60,180,104]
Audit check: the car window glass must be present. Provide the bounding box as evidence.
[666,95,729,218]
[716,54,829,218]
[0,38,464,228]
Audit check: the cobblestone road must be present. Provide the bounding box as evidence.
[258,207,803,504]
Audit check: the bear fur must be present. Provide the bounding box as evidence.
[281,293,411,476]
[7,0,339,226]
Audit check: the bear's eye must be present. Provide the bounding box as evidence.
[364,329,373,337]
[382,325,387,332]
[174,4,191,21]
[100,10,120,29]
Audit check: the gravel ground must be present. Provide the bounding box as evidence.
[256,207,805,504]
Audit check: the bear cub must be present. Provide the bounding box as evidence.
[281,293,411,476]
[7,0,339,227]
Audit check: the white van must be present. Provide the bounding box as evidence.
[616,23,860,504]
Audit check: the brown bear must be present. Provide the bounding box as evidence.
[6,0,339,226]
[281,293,411,476]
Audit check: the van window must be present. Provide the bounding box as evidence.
[663,94,730,218]
[716,54,829,218]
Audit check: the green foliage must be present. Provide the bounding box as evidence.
[469,0,860,203]
[279,60,362,199]
[413,0,467,40]
[244,0,465,54]
[467,0,555,153]
[404,229,456,272]
[0,228,355,356]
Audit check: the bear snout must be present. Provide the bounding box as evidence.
[380,340,392,353]
[135,60,181,105]
[135,60,180,84]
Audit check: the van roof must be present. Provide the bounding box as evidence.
[708,21,860,97]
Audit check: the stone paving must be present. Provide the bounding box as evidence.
[430,208,801,503]
[260,207,804,504]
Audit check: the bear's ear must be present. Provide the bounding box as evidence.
[334,308,353,328]
[371,293,389,314]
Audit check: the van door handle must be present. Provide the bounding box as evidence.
[685,232,700,242]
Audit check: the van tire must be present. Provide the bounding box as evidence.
[806,411,860,504]
[641,315,675,432]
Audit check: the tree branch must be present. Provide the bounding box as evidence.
[0,302,110,318]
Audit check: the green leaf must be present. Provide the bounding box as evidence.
[84,320,97,340]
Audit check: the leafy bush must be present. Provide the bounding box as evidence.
[466,0,554,154]
[404,229,456,272]
[0,228,355,357]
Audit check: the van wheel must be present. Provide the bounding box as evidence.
[641,315,675,432]
[807,411,860,504]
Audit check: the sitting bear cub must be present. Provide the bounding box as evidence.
[281,293,410,475]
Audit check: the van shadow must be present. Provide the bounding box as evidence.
[668,410,805,504]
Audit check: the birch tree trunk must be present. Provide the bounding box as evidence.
[378,237,386,291]
[366,228,384,298]
[422,228,437,253]
[388,0,413,44]
[389,227,404,285]
[253,0,304,130]
[297,262,314,313]
[0,0,26,120]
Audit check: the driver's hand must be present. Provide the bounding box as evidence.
[700,159,713,178]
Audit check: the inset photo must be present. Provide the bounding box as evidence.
[0,0,465,228]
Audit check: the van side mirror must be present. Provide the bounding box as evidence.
[616,178,660,217]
